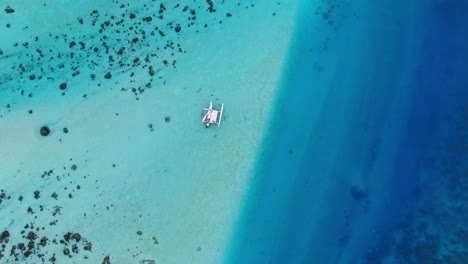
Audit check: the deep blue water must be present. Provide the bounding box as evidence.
[226,0,467,263]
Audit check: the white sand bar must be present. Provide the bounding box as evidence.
[0,0,300,263]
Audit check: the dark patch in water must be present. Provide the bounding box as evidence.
[350,185,366,200]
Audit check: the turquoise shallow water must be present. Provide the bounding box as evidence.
[1,1,297,263]
[1,0,467,263]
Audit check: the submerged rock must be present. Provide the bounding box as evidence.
[40,126,50,136]
[102,255,111,264]
[72,233,81,242]
[0,230,10,243]
[4,7,15,14]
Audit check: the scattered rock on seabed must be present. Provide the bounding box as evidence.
[102,255,111,264]
[40,126,50,136]
[5,6,15,14]
[140,260,156,264]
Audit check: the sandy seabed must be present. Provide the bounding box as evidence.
[0,1,300,263]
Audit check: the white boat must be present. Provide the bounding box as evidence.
[201,100,224,128]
